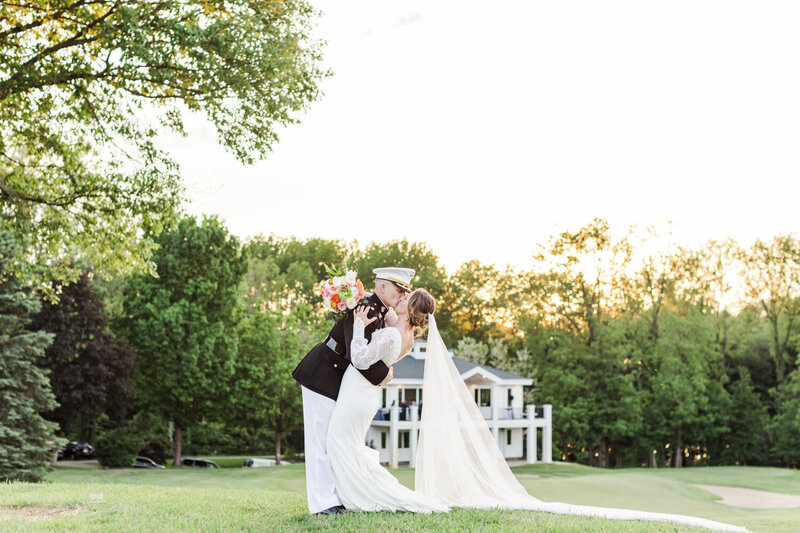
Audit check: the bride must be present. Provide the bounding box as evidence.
[326,289,747,531]
[326,289,446,513]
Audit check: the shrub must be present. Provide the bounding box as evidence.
[94,425,143,468]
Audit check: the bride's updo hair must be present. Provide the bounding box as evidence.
[408,288,435,337]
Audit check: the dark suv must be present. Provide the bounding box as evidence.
[58,441,94,460]
[180,457,220,468]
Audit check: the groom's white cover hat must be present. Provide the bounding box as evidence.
[373,267,415,292]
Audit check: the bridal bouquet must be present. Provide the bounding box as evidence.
[320,264,366,320]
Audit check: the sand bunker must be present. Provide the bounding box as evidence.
[693,484,800,509]
[0,505,87,519]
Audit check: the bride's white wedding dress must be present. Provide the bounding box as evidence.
[326,313,747,531]
[325,317,448,513]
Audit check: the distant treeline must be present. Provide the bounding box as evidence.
[21,217,800,469]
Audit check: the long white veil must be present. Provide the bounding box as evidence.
[415,314,748,532]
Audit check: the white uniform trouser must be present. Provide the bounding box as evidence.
[301,386,341,514]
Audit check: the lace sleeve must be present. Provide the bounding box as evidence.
[351,320,400,370]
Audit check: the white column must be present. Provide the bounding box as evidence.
[491,406,500,445]
[489,383,499,445]
[542,404,553,464]
[512,386,524,410]
[526,405,537,464]
[410,406,419,468]
[387,385,399,409]
[390,406,399,469]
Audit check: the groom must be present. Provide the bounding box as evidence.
[292,267,415,515]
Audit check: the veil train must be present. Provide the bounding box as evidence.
[415,314,748,532]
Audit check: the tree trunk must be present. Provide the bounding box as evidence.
[600,438,609,468]
[649,450,657,468]
[587,440,595,467]
[674,427,683,468]
[275,431,282,465]
[173,423,182,468]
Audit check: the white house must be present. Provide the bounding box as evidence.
[365,339,553,468]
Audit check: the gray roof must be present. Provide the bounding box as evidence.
[392,355,529,382]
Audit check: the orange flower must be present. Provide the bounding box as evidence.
[331,294,341,304]
[356,279,364,292]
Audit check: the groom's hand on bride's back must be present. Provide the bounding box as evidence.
[379,366,393,386]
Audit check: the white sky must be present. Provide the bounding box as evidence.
[162,1,800,273]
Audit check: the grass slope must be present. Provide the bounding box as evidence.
[0,463,796,532]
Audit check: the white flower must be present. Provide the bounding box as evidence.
[346,297,357,309]
[345,270,357,285]
[333,276,345,287]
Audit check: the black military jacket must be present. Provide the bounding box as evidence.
[292,292,391,400]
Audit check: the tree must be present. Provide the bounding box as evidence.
[119,216,248,466]
[0,229,64,482]
[444,260,503,343]
[1,0,328,289]
[530,219,631,346]
[236,237,331,460]
[741,235,800,406]
[722,368,767,465]
[242,235,344,311]
[233,304,323,462]
[675,240,743,375]
[30,270,135,440]
[645,310,721,468]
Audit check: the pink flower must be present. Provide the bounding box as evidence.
[337,300,347,311]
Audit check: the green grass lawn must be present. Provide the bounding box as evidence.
[1,463,797,532]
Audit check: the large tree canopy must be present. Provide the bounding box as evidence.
[31,270,135,440]
[119,215,248,466]
[0,0,327,288]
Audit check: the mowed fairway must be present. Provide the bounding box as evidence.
[1,463,797,532]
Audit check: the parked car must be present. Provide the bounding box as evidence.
[180,457,220,468]
[58,441,94,460]
[132,456,165,469]
[242,458,292,467]
[243,457,276,468]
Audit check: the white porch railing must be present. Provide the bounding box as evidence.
[371,404,553,468]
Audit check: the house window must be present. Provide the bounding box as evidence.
[401,387,422,404]
[381,432,387,449]
[403,388,416,403]
[507,430,512,446]
[382,388,387,408]
[507,389,513,405]
[475,388,491,407]
[398,430,410,449]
